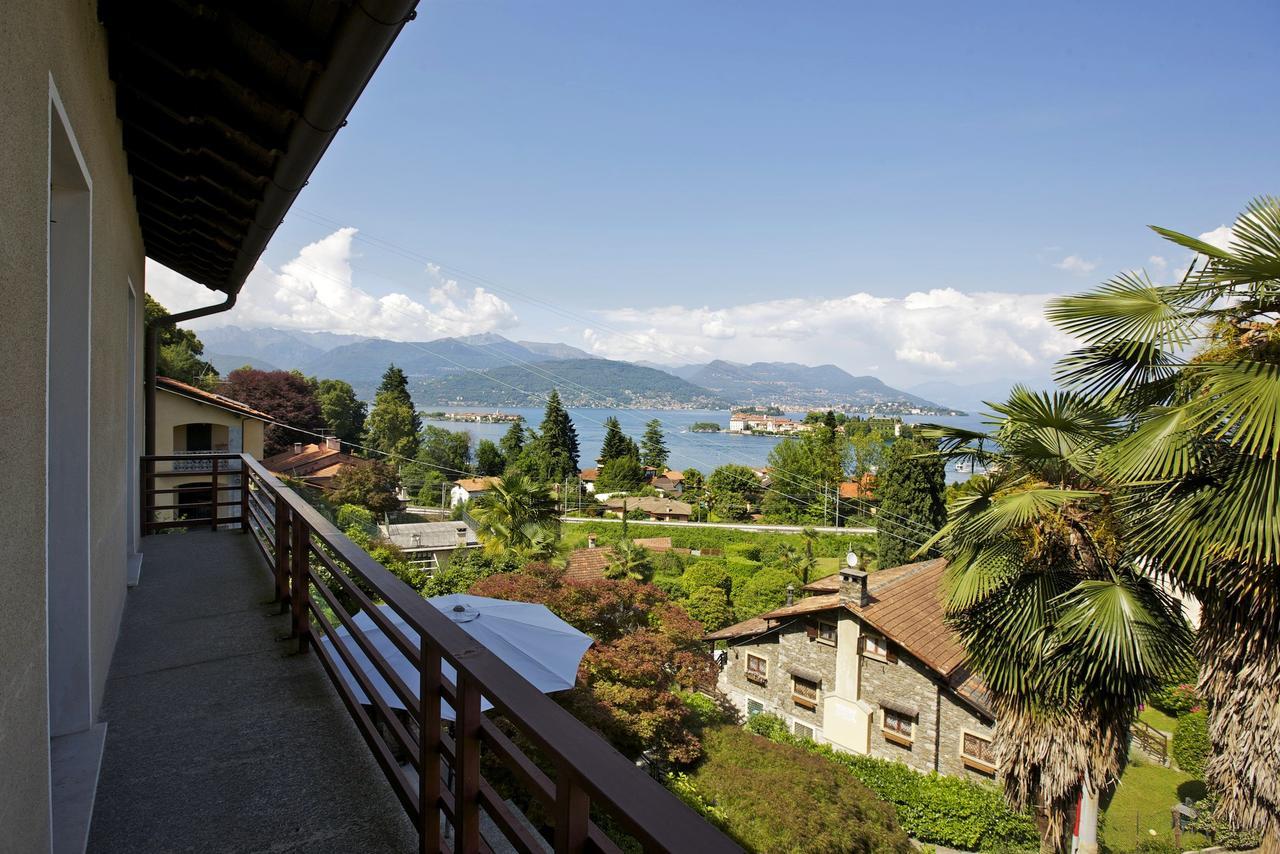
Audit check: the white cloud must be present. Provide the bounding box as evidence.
[1054,254,1098,275]
[1148,255,1168,271]
[1198,225,1236,253]
[145,228,517,340]
[581,287,1074,385]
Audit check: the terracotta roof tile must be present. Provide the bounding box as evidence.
[563,547,615,583]
[454,477,501,492]
[704,615,771,641]
[156,376,272,421]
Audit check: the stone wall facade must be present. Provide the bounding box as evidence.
[716,611,996,783]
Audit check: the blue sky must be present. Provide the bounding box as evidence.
[153,0,1279,387]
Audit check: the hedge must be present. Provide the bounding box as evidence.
[1172,710,1210,777]
[562,521,875,562]
[678,725,913,853]
[746,715,1038,851]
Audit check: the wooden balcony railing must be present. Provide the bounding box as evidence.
[141,453,740,854]
[141,453,246,534]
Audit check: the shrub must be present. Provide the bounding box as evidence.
[1149,656,1201,715]
[686,726,912,853]
[682,561,731,593]
[746,715,1038,851]
[1172,710,1210,777]
[335,503,377,537]
[733,567,799,619]
[1186,793,1263,850]
[724,542,762,562]
[684,586,736,632]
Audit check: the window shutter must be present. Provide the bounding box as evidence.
[805,624,819,639]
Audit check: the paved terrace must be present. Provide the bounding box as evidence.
[88,529,416,853]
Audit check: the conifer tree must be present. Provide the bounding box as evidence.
[499,417,525,460]
[376,363,422,437]
[641,418,669,471]
[533,390,579,483]
[875,437,946,567]
[599,417,636,465]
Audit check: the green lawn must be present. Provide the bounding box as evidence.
[1138,706,1180,735]
[1101,763,1208,852]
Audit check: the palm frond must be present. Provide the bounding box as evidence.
[1046,271,1198,351]
[1186,360,1280,460]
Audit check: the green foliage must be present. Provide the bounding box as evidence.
[706,464,761,521]
[414,469,449,507]
[681,561,732,594]
[875,437,946,567]
[733,566,798,619]
[641,418,669,470]
[761,425,850,524]
[314,378,366,448]
[530,390,579,482]
[498,417,525,460]
[1172,710,1210,777]
[599,417,638,466]
[605,540,653,582]
[598,455,644,492]
[470,471,561,557]
[1186,793,1263,850]
[1148,654,1201,716]
[687,726,912,854]
[565,521,875,563]
[475,439,505,476]
[374,364,421,450]
[724,542,762,562]
[145,295,218,386]
[746,715,1039,851]
[335,504,377,538]
[420,548,521,597]
[328,461,400,514]
[363,389,419,461]
[684,586,735,631]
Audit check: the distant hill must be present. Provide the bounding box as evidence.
[907,377,1040,412]
[681,360,949,411]
[198,326,367,370]
[517,340,598,361]
[414,359,729,409]
[205,353,282,374]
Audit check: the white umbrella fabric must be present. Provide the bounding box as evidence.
[321,593,593,721]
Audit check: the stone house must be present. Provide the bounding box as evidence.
[706,558,998,782]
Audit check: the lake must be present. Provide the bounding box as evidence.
[418,406,994,481]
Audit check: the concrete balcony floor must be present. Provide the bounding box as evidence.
[88,529,416,853]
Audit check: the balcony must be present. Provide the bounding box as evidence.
[115,453,738,853]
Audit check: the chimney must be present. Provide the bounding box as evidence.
[785,583,795,606]
[456,524,468,546]
[293,442,303,454]
[411,533,421,548]
[325,435,341,451]
[839,569,869,607]
[587,534,598,549]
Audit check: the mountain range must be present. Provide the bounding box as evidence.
[198,326,953,412]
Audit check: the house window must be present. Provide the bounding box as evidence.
[794,721,814,740]
[961,731,997,774]
[745,653,768,686]
[815,619,837,646]
[882,707,915,747]
[791,676,819,710]
[747,699,763,718]
[861,632,892,662]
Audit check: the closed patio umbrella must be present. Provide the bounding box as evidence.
[321,593,592,720]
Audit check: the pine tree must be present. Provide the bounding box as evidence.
[640,418,669,471]
[364,389,420,460]
[534,390,579,483]
[377,363,422,437]
[599,417,634,465]
[875,437,946,567]
[499,417,525,460]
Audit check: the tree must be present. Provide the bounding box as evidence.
[414,469,449,508]
[1043,198,1280,847]
[684,586,735,632]
[363,390,419,461]
[762,426,850,525]
[875,438,946,568]
[599,416,637,466]
[315,378,366,449]
[733,567,800,619]
[606,540,653,583]
[706,464,761,521]
[377,363,422,439]
[528,390,579,483]
[498,417,526,460]
[223,367,324,456]
[475,439,505,477]
[923,388,1192,851]
[469,471,560,557]
[850,430,891,476]
[641,419,669,471]
[682,467,706,521]
[419,425,471,475]
[329,461,400,514]
[598,455,644,492]
[145,295,219,387]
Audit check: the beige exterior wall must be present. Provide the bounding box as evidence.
[0,1,146,847]
[153,391,265,522]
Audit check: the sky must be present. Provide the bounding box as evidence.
[150,0,1280,389]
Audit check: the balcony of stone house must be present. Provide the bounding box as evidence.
[91,452,739,853]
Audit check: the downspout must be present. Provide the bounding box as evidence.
[144,292,236,455]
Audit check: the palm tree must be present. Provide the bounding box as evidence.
[922,388,1192,852]
[1046,197,1280,849]
[800,527,819,584]
[605,540,652,583]
[470,471,561,558]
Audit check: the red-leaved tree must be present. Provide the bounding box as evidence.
[223,368,325,456]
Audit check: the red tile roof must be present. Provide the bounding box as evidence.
[454,477,501,493]
[156,376,272,421]
[261,443,369,482]
[563,546,615,583]
[632,537,674,552]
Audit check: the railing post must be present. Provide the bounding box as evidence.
[238,456,249,533]
[140,456,152,537]
[452,671,481,852]
[419,643,442,854]
[554,767,589,853]
[210,454,220,531]
[290,513,310,653]
[274,491,291,607]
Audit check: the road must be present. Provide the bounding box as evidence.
[560,517,875,536]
